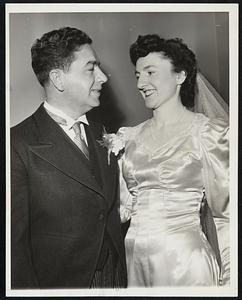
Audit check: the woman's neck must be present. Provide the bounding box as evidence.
[152,97,186,127]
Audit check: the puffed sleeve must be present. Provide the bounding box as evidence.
[118,156,133,223]
[116,127,133,223]
[200,118,229,285]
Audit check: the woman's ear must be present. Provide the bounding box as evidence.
[49,69,64,92]
[176,70,187,85]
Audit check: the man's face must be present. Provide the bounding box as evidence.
[62,44,108,115]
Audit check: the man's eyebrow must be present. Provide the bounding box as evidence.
[86,60,100,67]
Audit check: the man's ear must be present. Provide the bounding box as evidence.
[49,69,64,92]
[176,70,187,85]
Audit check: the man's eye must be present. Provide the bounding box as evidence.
[87,64,95,72]
[148,71,154,76]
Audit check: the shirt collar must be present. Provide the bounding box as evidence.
[44,101,89,129]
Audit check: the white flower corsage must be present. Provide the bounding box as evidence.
[98,128,126,164]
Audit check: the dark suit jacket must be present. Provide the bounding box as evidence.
[11,104,127,288]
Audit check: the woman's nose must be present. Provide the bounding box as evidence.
[137,74,146,89]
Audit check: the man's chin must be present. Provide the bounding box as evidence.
[92,96,101,106]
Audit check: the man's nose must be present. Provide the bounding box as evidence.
[97,67,108,84]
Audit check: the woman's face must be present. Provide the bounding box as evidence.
[135,52,182,110]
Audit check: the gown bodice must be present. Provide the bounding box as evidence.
[119,113,229,286]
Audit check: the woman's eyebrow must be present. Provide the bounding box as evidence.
[143,65,157,70]
[135,65,157,73]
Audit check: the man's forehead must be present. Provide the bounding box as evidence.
[74,44,99,63]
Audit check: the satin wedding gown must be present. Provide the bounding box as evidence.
[119,113,229,286]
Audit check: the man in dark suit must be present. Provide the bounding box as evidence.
[11,27,127,288]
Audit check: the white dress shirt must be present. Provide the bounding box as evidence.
[44,101,89,145]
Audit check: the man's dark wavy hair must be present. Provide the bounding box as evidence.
[130,34,197,108]
[31,27,92,87]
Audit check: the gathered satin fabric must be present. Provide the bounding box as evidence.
[119,113,229,287]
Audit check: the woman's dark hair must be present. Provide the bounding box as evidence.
[31,27,92,87]
[130,34,197,108]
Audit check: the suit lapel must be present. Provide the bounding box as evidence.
[30,105,107,201]
[87,121,118,207]
[84,124,104,189]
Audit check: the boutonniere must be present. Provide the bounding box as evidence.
[97,128,126,165]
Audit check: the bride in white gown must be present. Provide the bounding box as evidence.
[110,35,229,287]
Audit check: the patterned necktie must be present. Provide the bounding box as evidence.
[72,121,89,160]
[46,109,89,160]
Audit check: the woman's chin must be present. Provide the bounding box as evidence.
[144,99,156,109]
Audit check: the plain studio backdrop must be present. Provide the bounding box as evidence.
[9,12,229,131]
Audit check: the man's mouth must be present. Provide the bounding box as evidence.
[91,89,101,95]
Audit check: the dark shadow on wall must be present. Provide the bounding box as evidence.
[87,83,126,133]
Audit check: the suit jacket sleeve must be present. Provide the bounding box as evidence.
[11,144,39,288]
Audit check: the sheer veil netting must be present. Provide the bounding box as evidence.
[194,72,229,121]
